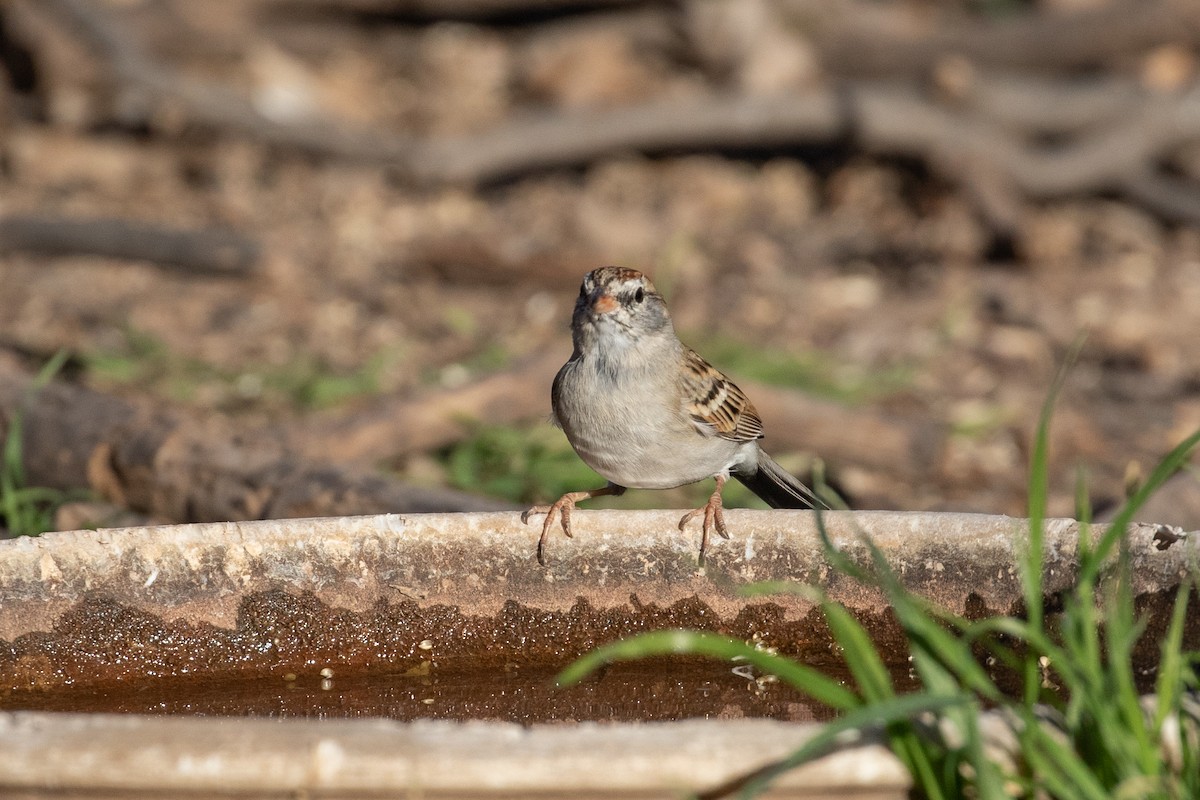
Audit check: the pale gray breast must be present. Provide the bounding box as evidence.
[553,357,746,489]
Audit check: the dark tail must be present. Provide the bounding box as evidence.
[735,452,825,509]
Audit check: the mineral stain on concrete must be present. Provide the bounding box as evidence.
[2,589,876,721]
[0,511,1194,720]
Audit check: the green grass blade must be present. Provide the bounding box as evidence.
[966,615,1083,693]
[952,712,1011,800]
[2,406,25,490]
[1080,427,1200,586]
[8,486,76,504]
[821,600,894,702]
[1153,577,1193,730]
[850,529,1004,703]
[1101,577,1155,773]
[0,349,72,537]
[741,582,897,703]
[556,630,860,711]
[1055,548,1105,733]
[1,399,31,535]
[1019,719,1113,800]
[1021,343,1079,705]
[730,692,971,799]
[809,488,871,583]
[1074,466,1094,563]
[0,464,20,535]
[31,348,71,389]
[903,606,1002,702]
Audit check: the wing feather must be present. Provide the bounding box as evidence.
[681,348,764,442]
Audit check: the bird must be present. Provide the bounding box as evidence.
[522,266,822,565]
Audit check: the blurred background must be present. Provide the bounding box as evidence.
[0,0,1198,536]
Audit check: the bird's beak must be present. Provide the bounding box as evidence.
[590,291,619,315]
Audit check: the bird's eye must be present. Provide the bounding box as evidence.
[634,287,645,303]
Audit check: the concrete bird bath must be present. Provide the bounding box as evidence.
[0,510,1194,797]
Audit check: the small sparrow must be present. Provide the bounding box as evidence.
[523,266,821,564]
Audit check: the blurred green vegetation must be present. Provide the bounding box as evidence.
[83,326,401,411]
[1,351,87,536]
[689,334,915,405]
[440,421,779,510]
[440,423,599,505]
[80,326,839,509]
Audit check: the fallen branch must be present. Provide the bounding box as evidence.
[852,82,1200,198]
[408,91,846,183]
[296,350,564,463]
[32,0,844,180]
[0,359,509,526]
[957,73,1147,136]
[294,348,954,509]
[262,0,646,19]
[23,0,417,161]
[25,0,1200,224]
[0,214,260,276]
[1119,170,1200,225]
[816,0,1200,77]
[743,380,946,488]
[413,81,1200,207]
[437,82,1200,221]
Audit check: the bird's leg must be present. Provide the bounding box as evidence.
[523,484,626,565]
[678,474,730,563]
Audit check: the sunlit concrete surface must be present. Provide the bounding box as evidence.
[0,511,1193,798]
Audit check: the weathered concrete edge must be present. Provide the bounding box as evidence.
[0,712,909,798]
[0,510,1194,641]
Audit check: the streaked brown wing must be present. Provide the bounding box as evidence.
[682,348,764,443]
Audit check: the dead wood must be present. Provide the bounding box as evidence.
[743,381,945,487]
[1120,171,1200,226]
[957,74,1147,136]
[855,82,1200,196]
[19,0,417,160]
[0,348,948,520]
[296,350,564,463]
[817,0,1200,78]
[22,0,1200,224]
[403,82,1200,222]
[295,348,951,508]
[0,214,260,276]
[407,91,847,183]
[261,0,644,18]
[0,359,509,527]
[420,81,1200,211]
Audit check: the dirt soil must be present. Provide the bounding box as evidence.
[0,0,1198,527]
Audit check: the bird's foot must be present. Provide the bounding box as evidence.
[522,485,624,565]
[522,494,579,566]
[678,475,730,564]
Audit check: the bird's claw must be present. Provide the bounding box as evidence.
[678,477,730,563]
[523,495,578,566]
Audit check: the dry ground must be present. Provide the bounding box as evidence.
[1,0,1198,529]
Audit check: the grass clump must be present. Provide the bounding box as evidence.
[1,351,87,537]
[559,367,1200,798]
[441,423,602,505]
[442,422,785,510]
